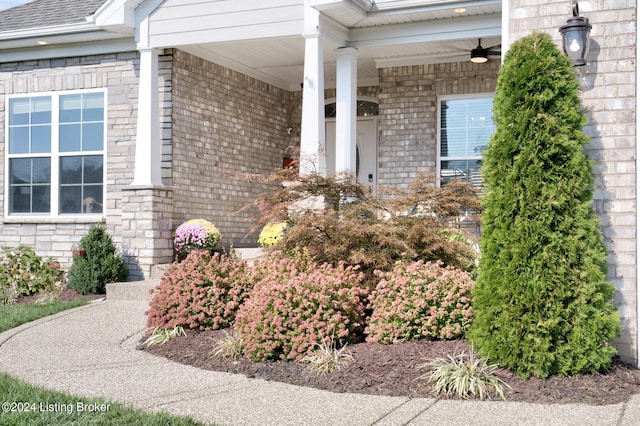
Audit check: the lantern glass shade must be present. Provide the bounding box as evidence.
[560,16,591,66]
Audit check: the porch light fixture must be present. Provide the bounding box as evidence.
[559,0,591,66]
[470,39,500,64]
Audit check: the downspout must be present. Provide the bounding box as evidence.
[636,1,640,369]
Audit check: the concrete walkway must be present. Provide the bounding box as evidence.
[0,282,638,426]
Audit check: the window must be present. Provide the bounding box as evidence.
[437,95,494,187]
[6,90,106,216]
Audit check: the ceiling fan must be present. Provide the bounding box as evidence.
[470,38,501,63]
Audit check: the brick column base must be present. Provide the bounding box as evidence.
[121,186,174,280]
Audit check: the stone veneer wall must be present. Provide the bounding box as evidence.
[377,61,500,187]
[0,52,141,270]
[171,49,295,246]
[508,0,637,367]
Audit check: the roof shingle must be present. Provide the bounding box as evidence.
[0,0,106,32]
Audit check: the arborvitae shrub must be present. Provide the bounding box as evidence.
[365,261,474,344]
[68,224,128,294]
[145,250,252,331]
[235,253,368,361]
[469,33,620,378]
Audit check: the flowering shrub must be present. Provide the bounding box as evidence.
[0,246,66,304]
[257,222,287,248]
[366,261,475,343]
[235,257,368,361]
[174,219,221,255]
[145,250,251,331]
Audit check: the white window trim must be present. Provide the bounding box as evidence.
[436,92,495,187]
[4,88,108,221]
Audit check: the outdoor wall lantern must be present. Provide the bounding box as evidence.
[559,0,592,66]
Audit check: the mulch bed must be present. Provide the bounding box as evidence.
[143,328,640,405]
[18,288,639,405]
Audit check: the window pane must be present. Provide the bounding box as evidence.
[10,187,31,213]
[441,159,483,187]
[60,94,81,123]
[83,93,104,121]
[9,99,30,125]
[10,159,32,184]
[82,122,104,151]
[32,185,51,213]
[31,125,51,153]
[82,186,103,213]
[59,186,82,214]
[83,156,103,184]
[32,158,50,184]
[9,127,29,154]
[31,97,51,125]
[440,97,493,164]
[60,157,82,184]
[60,123,81,152]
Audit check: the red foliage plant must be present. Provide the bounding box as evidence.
[235,252,369,361]
[365,260,475,344]
[145,250,252,331]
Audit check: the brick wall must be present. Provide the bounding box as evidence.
[508,0,637,364]
[171,49,295,246]
[0,52,141,269]
[377,61,500,187]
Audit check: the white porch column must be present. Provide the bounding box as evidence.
[335,47,358,175]
[300,6,326,176]
[132,47,162,187]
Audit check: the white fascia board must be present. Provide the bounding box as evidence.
[0,38,136,63]
[0,22,99,42]
[350,12,501,47]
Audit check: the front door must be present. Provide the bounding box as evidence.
[325,118,377,185]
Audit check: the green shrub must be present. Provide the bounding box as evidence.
[469,33,620,378]
[145,250,252,331]
[68,224,128,295]
[365,260,474,344]
[235,253,368,361]
[0,246,66,304]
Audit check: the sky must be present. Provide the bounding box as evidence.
[0,0,31,11]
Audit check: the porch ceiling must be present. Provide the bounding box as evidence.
[177,1,502,92]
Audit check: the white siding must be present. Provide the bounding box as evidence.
[148,0,305,46]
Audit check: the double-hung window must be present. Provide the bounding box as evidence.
[437,94,494,187]
[6,90,106,217]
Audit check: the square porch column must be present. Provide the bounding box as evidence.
[335,47,358,175]
[300,6,326,176]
